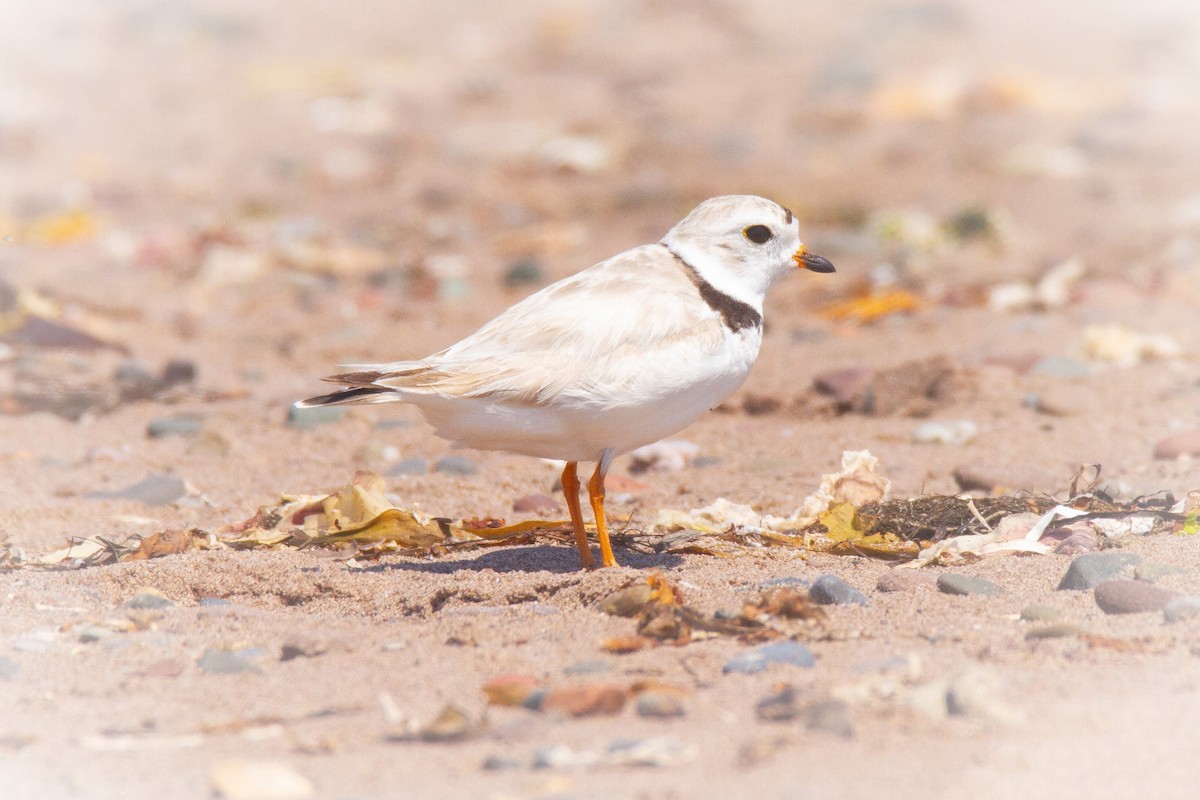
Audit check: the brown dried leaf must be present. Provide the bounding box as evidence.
[125,529,194,561]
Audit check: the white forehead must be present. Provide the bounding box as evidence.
[672,195,794,233]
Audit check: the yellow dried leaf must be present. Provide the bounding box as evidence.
[819,290,924,324]
[818,502,869,543]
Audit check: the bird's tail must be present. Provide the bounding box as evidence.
[294,386,399,408]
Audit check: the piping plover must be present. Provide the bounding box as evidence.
[298,195,835,568]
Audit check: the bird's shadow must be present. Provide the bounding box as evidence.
[359,544,684,574]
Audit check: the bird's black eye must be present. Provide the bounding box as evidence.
[743,225,772,244]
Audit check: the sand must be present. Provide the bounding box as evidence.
[3,1,1200,798]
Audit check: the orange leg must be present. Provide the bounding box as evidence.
[587,463,618,568]
[561,462,595,569]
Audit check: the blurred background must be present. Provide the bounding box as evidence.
[2,0,1200,539]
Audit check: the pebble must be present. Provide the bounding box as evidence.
[434,455,478,476]
[1094,579,1177,615]
[1154,429,1200,459]
[1163,597,1200,623]
[952,461,1057,494]
[186,430,230,457]
[286,405,346,429]
[78,625,115,643]
[563,659,612,676]
[808,574,869,606]
[146,416,203,439]
[1057,551,1142,590]
[876,571,937,592]
[114,361,159,401]
[597,584,654,617]
[723,641,816,674]
[1134,562,1187,582]
[913,419,978,445]
[127,590,176,610]
[805,699,854,738]
[1019,604,1061,622]
[198,648,263,675]
[482,674,539,707]
[755,685,800,721]
[812,367,874,408]
[512,493,560,514]
[209,759,314,800]
[540,683,628,717]
[279,637,328,661]
[635,690,686,719]
[385,457,428,476]
[502,258,544,288]
[937,574,1004,596]
[604,736,695,767]
[1024,622,1082,639]
[1053,530,1100,556]
[628,439,700,473]
[87,474,187,506]
[1031,355,1091,378]
[0,655,19,679]
[481,755,521,771]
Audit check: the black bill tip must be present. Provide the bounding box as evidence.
[799,251,836,273]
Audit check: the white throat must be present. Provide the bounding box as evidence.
[662,237,765,310]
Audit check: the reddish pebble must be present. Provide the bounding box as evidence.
[1153,429,1200,459]
[876,571,937,593]
[540,683,628,717]
[1094,579,1177,615]
[512,493,560,514]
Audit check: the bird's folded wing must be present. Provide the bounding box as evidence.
[368,245,730,405]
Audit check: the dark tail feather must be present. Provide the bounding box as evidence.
[295,386,394,408]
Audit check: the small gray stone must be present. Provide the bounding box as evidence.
[635,691,686,719]
[755,686,800,721]
[1057,551,1142,590]
[1094,579,1177,615]
[434,455,477,476]
[287,404,346,429]
[1024,622,1082,640]
[386,457,428,476]
[563,660,612,676]
[809,575,868,606]
[126,591,176,610]
[805,699,853,738]
[1163,596,1200,623]
[1134,562,1187,582]
[481,755,521,771]
[1153,428,1200,460]
[876,571,937,592]
[146,416,202,439]
[87,474,187,506]
[937,574,1004,596]
[502,258,545,288]
[0,655,19,679]
[198,597,230,607]
[724,641,815,674]
[1019,604,1061,622]
[78,625,114,643]
[198,648,263,675]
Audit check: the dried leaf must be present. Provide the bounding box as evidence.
[126,529,195,560]
[819,290,924,324]
[818,502,870,543]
